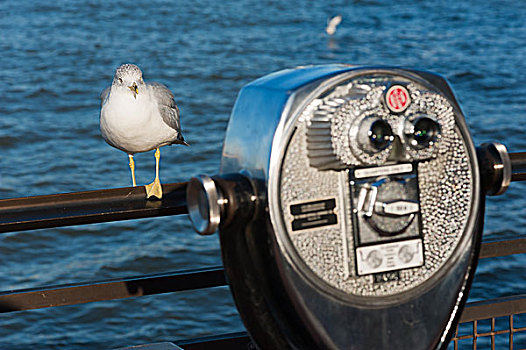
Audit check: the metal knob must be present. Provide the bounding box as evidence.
[477,142,512,196]
[186,175,223,235]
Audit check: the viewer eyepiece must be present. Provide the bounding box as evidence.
[356,117,394,154]
[405,116,440,149]
[369,119,394,151]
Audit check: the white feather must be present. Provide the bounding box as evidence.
[100,84,181,154]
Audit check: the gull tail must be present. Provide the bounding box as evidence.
[173,133,189,146]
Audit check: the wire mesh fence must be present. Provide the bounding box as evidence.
[451,296,526,350]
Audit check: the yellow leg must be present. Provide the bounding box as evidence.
[145,148,163,199]
[128,154,136,187]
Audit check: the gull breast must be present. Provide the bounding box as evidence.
[100,89,177,154]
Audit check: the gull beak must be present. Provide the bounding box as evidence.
[128,82,139,98]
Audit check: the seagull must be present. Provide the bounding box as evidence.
[326,15,342,36]
[100,63,188,199]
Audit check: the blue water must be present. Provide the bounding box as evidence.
[0,0,525,348]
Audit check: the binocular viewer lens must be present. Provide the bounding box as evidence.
[359,115,441,154]
[357,117,394,154]
[405,116,441,149]
[369,120,394,151]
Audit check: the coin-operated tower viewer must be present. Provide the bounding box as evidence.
[187,65,486,349]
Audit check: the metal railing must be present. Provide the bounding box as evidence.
[1,183,526,349]
[451,242,526,350]
[0,182,187,233]
[453,295,526,350]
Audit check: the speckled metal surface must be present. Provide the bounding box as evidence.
[307,78,456,169]
[279,75,473,296]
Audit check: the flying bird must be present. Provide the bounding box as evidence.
[326,15,342,36]
[100,63,188,199]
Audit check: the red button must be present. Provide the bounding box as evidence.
[385,85,411,113]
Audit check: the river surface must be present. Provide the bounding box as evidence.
[0,0,525,348]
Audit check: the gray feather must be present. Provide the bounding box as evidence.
[150,83,181,129]
[100,86,110,103]
[150,82,188,145]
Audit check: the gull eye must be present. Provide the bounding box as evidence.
[118,78,123,83]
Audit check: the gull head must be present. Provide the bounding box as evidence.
[112,63,144,99]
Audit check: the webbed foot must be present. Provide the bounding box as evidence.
[145,178,162,199]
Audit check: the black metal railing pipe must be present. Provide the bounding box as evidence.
[0,182,187,233]
[0,237,524,314]
[0,266,226,313]
[511,151,526,182]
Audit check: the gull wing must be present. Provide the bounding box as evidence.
[326,15,342,35]
[150,82,188,145]
[100,86,110,104]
